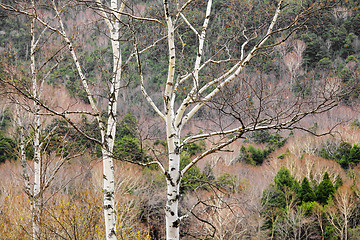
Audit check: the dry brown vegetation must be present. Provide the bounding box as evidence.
[1,108,360,239]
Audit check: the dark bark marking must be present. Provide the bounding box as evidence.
[174,146,180,154]
[172,219,180,228]
[104,204,113,210]
[109,229,116,237]
[105,192,113,199]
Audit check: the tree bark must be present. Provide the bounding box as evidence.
[30,12,41,240]
[101,1,123,238]
[165,129,181,240]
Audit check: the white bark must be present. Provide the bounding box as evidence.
[30,11,42,239]
[164,2,282,239]
[53,1,124,238]
[101,1,124,238]
[8,1,125,238]
[137,1,320,239]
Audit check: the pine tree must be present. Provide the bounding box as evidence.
[334,175,343,190]
[274,166,299,193]
[349,144,360,165]
[316,172,335,205]
[300,177,316,202]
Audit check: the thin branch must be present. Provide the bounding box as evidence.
[80,0,165,26]
[133,34,166,121]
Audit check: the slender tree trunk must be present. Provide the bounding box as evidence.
[165,134,181,240]
[344,208,348,240]
[102,148,117,239]
[32,110,41,240]
[102,40,120,239]
[30,14,41,240]
[102,1,122,238]
[52,0,123,237]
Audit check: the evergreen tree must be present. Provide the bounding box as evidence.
[274,166,299,193]
[334,175,343,190]
[300,177,316,202]
[348,144,360,165]
[117,113,137,138]
[334,142,351,168]
[315,172,335,205]
[0,135,17,163]
[114,113,145,163]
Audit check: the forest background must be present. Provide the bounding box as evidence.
[0,0,360,239]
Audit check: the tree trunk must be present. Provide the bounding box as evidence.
[102,149,117,240]
[102,2,122,238]
[31,13,41,240]
[165,113,181,239]
[32,109,41,240]
[165,152,181,240]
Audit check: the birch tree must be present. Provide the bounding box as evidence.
[0,1,129,239]
[0,0,343,239]
[133,0,340,239]
[7,3,63,239]
[326,186,357,240]
[36,2,123,239]
[2,2,82,239]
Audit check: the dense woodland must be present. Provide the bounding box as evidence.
[0,0,360,239]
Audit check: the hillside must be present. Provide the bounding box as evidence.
[0,0,360,239]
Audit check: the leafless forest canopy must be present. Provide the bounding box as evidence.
[0,0,360,239]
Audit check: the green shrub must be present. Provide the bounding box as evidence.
[0,135,17,163]
[238,145,269,165]
[317,57,332,69]
[182,142,204,156]
[300,201,317,216]
[277,149,290,159]
[250,130,286,150]
[345,55,357,63]
[215,173,240,193]
[114,135,143,162]
[180,152,206,193]
[319,141,360,168]
[114,113,146,163]
[334,175,343,190]
[351,119,360,128]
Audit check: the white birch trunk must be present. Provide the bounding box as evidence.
[162,1,283,239]
[102,148,117,239]
[52,1,124,237]
[163,1,182,237]
[30,14,42,240]
[165,122,181,240]
[32,108,41,240]
[102,1,122,236]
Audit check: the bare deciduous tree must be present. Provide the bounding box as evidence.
[132,0,340,239]
[0,1,129,239]
[326,186,357,240]
[0,0,343,239]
